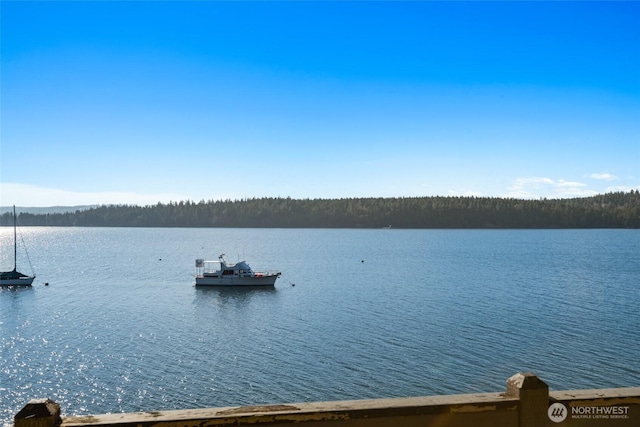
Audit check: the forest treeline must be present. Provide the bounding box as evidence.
[3,191,639,228]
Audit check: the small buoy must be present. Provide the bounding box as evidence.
[159,258,162,261]
[45,282,49,286]
[361,260,364,263]
[292,283,295,287]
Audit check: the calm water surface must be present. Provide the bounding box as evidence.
[1,228,639,424]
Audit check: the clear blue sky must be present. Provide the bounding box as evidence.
[1,1,639,207]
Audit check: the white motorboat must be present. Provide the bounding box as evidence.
[195,254,280,287]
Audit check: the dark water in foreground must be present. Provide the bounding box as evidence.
[1,228,639,424]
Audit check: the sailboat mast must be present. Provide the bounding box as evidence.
[13,205,17,271]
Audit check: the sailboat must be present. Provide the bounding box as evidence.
[1,206,35,287]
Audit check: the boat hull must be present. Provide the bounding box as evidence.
[195,274,279,287]
[0,276,35,287]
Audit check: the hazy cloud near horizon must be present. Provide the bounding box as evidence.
[2,180,638,208]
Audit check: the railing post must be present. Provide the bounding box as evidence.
[506,372,550,427]
[14,398,61,427]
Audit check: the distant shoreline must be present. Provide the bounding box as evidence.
[2,192,638,229]
[0,205,97,215]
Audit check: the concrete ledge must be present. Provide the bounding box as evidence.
[61,392,519,426]
[14,374,640,427]
[550,387,640,400]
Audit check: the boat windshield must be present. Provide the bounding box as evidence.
[203,261,222,274]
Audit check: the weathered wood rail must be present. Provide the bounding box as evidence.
[13,373,640,427]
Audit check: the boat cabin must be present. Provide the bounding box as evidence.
[196,257,256,278]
